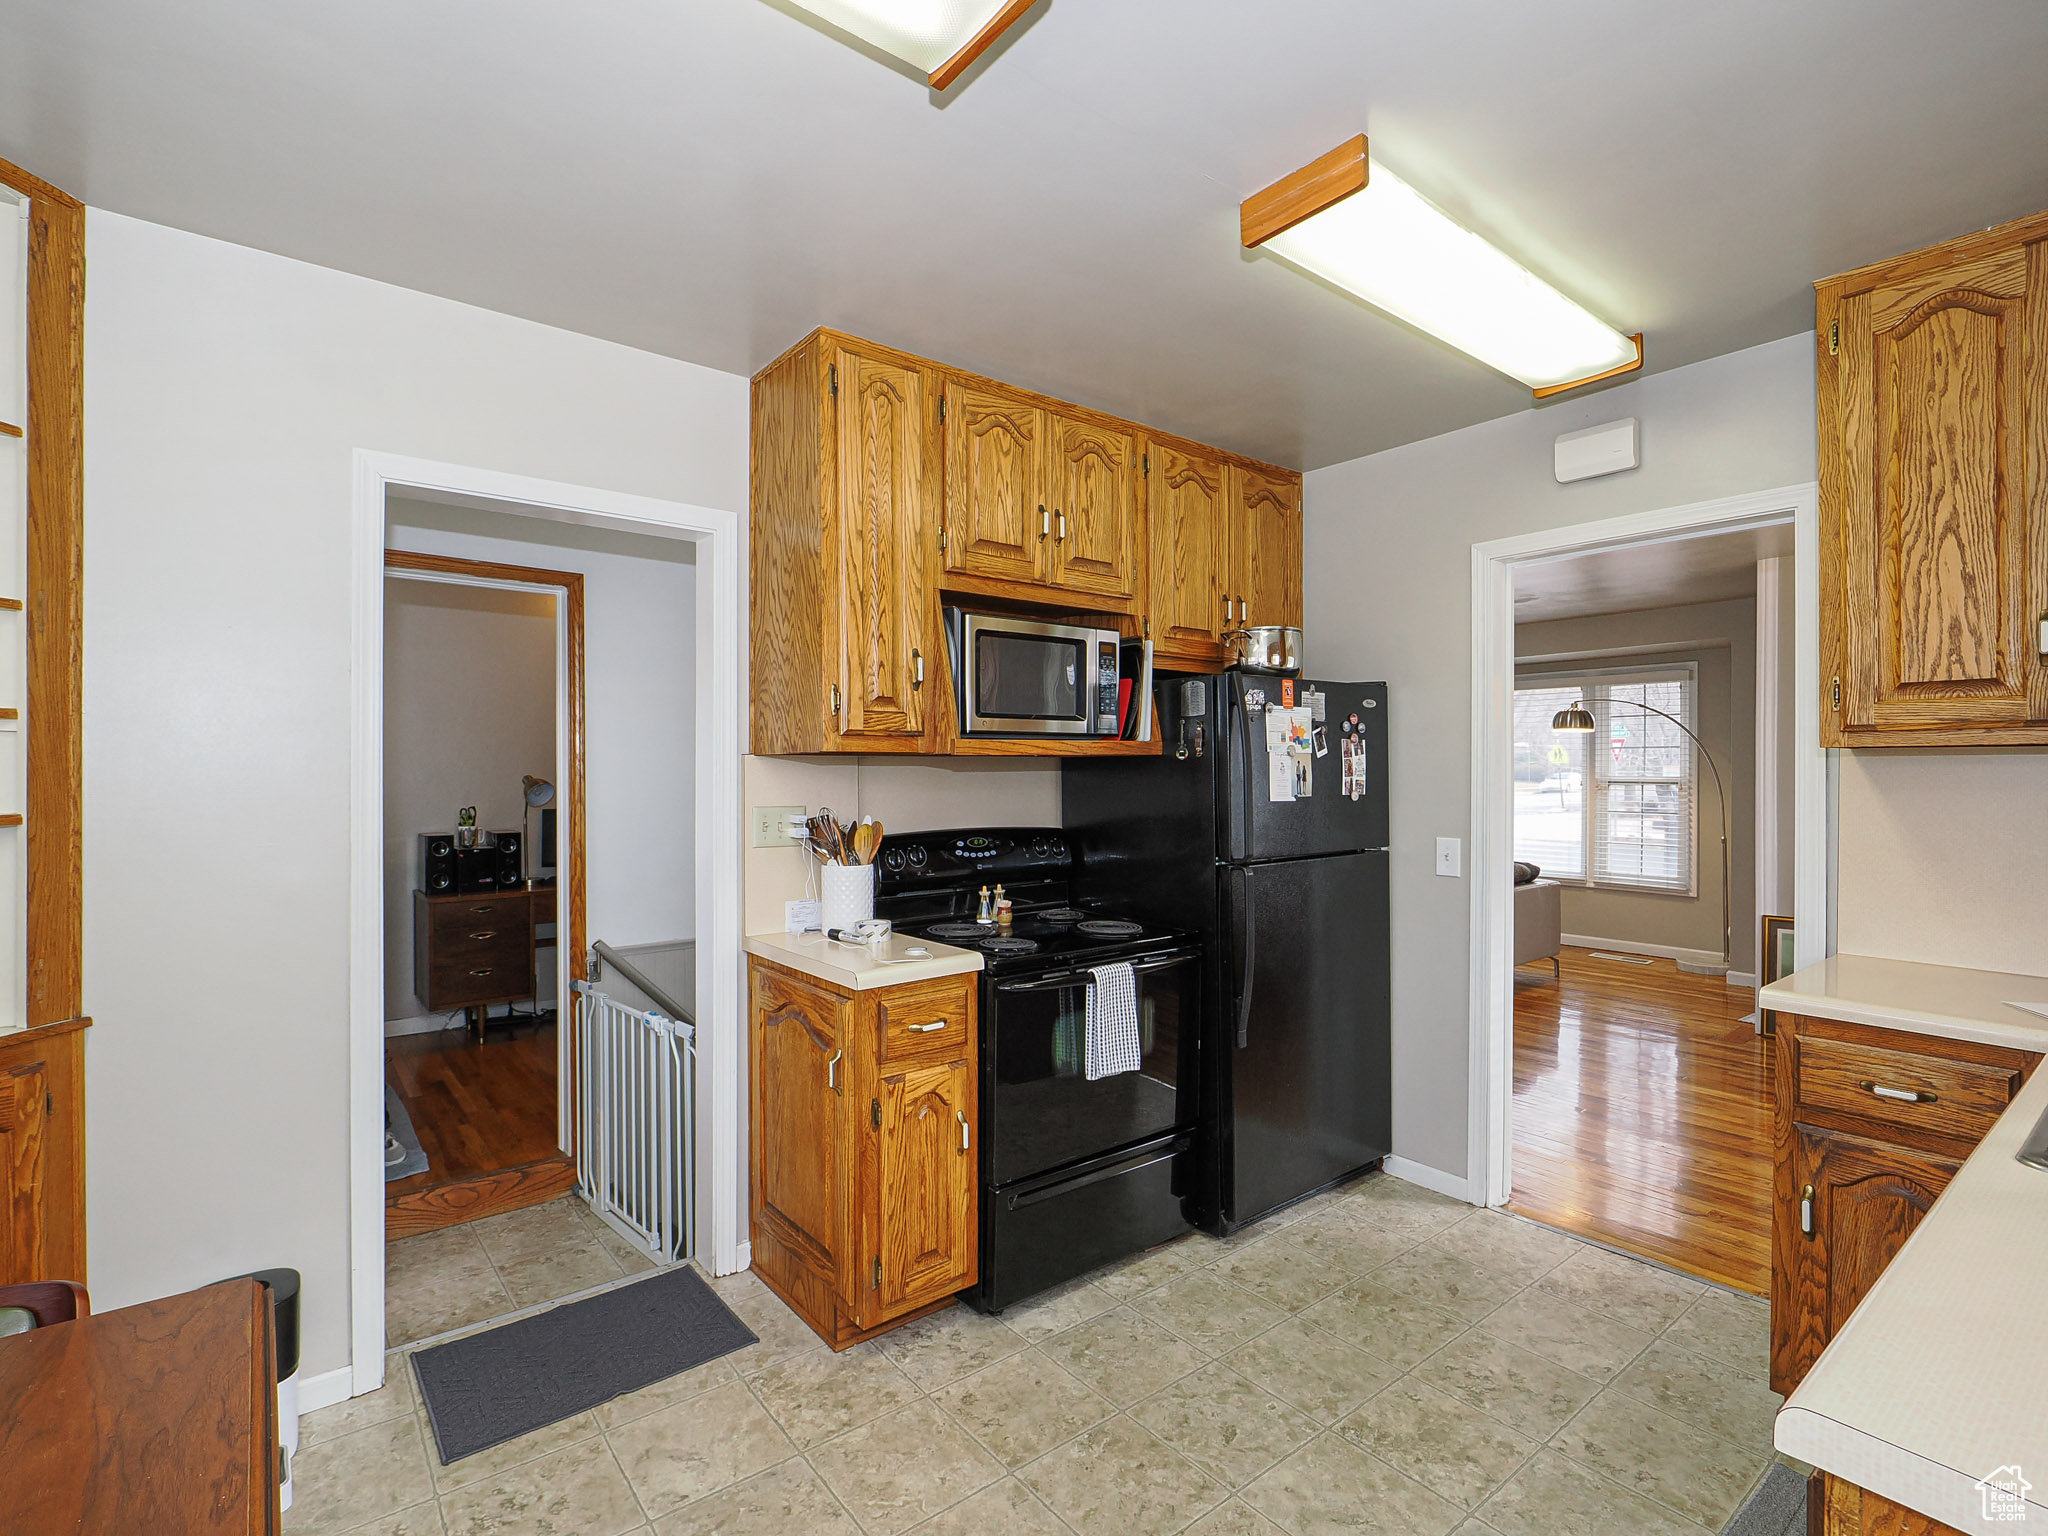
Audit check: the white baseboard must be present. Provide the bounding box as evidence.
[1725,970,1758,989]
[1381,1155,1475,1205]
[384,1015,460,1039]
[1563,933,1725,971]
[722,1239,753,1278]
[298,1364,355,1413]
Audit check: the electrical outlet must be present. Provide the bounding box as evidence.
[1435,837,1462,877]
[752,804,804,848]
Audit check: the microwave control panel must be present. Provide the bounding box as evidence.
[1095,640,1120,734]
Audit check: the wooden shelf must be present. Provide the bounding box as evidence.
[948,733,1163,758]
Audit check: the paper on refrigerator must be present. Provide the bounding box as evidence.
[1265,705,1314,801]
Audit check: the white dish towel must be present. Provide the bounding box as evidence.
[1085,962,1141,1081]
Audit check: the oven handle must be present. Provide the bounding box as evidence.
[1008,1147,1182,1209]
[993,952,1200,994]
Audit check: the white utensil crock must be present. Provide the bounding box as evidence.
[820,863,876,933]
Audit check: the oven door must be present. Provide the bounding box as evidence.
[985,949,1198,1185]
[958,613,1100,736]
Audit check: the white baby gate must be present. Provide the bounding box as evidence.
[572,978,695,1263]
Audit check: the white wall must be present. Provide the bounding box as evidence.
[1304,335,1817,1184]
[384,579,556,1026]
[81,209,746,1380]
[386,496,699,954]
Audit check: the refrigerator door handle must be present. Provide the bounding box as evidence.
[1233,868,1256,1049]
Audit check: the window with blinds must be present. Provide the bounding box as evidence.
[1512,665,1697,896]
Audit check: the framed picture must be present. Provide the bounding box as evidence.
[1759,914,1794,1036]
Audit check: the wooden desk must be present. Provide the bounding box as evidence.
[414,887,536,1039]
[0,1278,279,1534]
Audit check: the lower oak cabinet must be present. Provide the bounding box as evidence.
[747,956,978,1348]
[1771,1012,2039,1395]
[1810,1471,1967,1535]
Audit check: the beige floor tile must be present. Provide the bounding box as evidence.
[471,1198,596,1269]
[1412,1330,1600,1437]
[934,1347,1113,1468]
[1426,1212,1579,1288]
[1534,1247,1704,1334]
[1369,1246,1526,1324]
[1448,1523,1504,1536]
[907,1477,1071,1536]
[1240,1432,1463,1536]
[605,1378,795,1518]
[299,1354,419,1448]
[651,1458,859,1536]
[1210,1233,1358,1314]
[1018,1415,1226,1536]
[1036,1306,1209,1406]
[1477,1449,1707,1536]
[591,1358,740,1431]
[438,1437,646,1536]
[1475,1287,1655,1382]
[1298,1280,1469,1370]
[1185,1500,1289,1535]
[492,1241,629,1311]
[748,1342,922,1449]
[386,1227,516,1348]
[1342,1175,1472,1239]
[1224,1316,1401,1424]
[807,1397,1004,1536]
[1660,1289,1771,1377]
[874,1304,1029,1390]
[1609,1338,1782,1451]
[1096,1233,1221,1300]
[575,1205,662,1276]
[720,1285,831,1375]
[1335,1379,1538,1511]
[1135,1269,1291,1355]
[1129,1363,1320,1490]
[1000,1278,1123,1344]
[286,1414,437,1536]
[303,1504,444,1536]
[429,1412,601,1492]
[1551,1390,1766,1530]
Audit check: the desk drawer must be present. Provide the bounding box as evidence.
[1796,1033,2022,1143]
[426,949,531,1007]
[427,895,527,936]
[875,977,972,1066]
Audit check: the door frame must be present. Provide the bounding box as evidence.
[1466,483,1826,1208]
[348,451,744,1401]
[383,550,585,1154]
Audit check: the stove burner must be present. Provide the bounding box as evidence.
[1077,918,1143,938]
[1036,907,1087,924]
[980,937,1039,955]
[925,922,996,941]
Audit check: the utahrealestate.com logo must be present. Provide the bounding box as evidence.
[1977,1465,2032,1523]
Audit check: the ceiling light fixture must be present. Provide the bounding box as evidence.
[1241,135,1643,398]
[783,0,1037,90]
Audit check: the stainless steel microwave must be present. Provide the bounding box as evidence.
[945,608,1122,737]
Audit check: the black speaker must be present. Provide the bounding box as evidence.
[420,833,456,894]
[493,831,523,891]
[454,846,499,894]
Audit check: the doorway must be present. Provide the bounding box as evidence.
[380,551,584,1244]
[1467,485,1828,1279]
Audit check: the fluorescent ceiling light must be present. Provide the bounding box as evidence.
[1242,136,1642,396]
[783,0,1035,89]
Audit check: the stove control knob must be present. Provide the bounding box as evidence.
[882,848,908,874]
[906,845,929,871]
[1029,837,1051,858]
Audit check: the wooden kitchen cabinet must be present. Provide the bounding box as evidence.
[748,957,978,1347]
[1224,463,1304,631]
[751,332,941,756]
[1769,1011,2039,1394]
[1817,206,2048,746]
[1147,442,1230,665]
[1047,414,1140,601]
[0,1020,86,1287]
[1811,1473,1966,1536]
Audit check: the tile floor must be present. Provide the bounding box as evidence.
[293,1174,1790,1536]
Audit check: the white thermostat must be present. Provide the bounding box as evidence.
[1554,418,1639,483]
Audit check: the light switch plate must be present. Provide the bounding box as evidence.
[1435,837,1462,877]
[753,804,804,847]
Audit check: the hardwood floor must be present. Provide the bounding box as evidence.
[386,1018,571,1237]
[1509,945,1773,1296]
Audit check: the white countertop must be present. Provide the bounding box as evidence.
[744,929,983,991]
[1770,955,2048,1532]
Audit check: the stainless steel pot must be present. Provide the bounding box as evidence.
[1223,625,1303,673]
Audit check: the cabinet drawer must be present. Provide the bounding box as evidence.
[426,950,531,1007]
[875,977,973,1066]
[428,895,527,935]
[1795,1033,2022,1143]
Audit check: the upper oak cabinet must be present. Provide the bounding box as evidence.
[752,333,940,756]
[1226,463,1305,632]
[1047,414,1140,600]
[1148,443,1229,665]
[1818,207,2048,746]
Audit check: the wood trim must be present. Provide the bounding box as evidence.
[1816,203,2048,295]
[1240,134,1370,249]
[382,1153,576,1238]
[0,423,20,438]
[0,816,22,828]
[928,0,1035,91]
[1530,333,1646,400]
[0,599,21,611]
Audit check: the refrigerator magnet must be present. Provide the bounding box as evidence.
[1281,679,1295,708]
[1313,726,1329,758]
[1245,687,1267,711]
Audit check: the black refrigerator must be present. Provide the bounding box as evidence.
[1064,672,1390,1236]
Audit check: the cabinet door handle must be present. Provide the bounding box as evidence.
[1861,1081,1935,1104]
[911,648,924,689]
[470,905,495,914]
[1055,509,1067,541]
[1221,594,1231,620]
[907,1020,946,1033]
[957,1110,970,1153]
[466,930,497,941]
[826,1048,842,1093]
[1039,504,1049,540]
[1238,596,1247,621]
[1800,1183,1815,1238]
[468,968,494,978]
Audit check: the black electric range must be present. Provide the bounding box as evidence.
[875,829,1201,1312]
